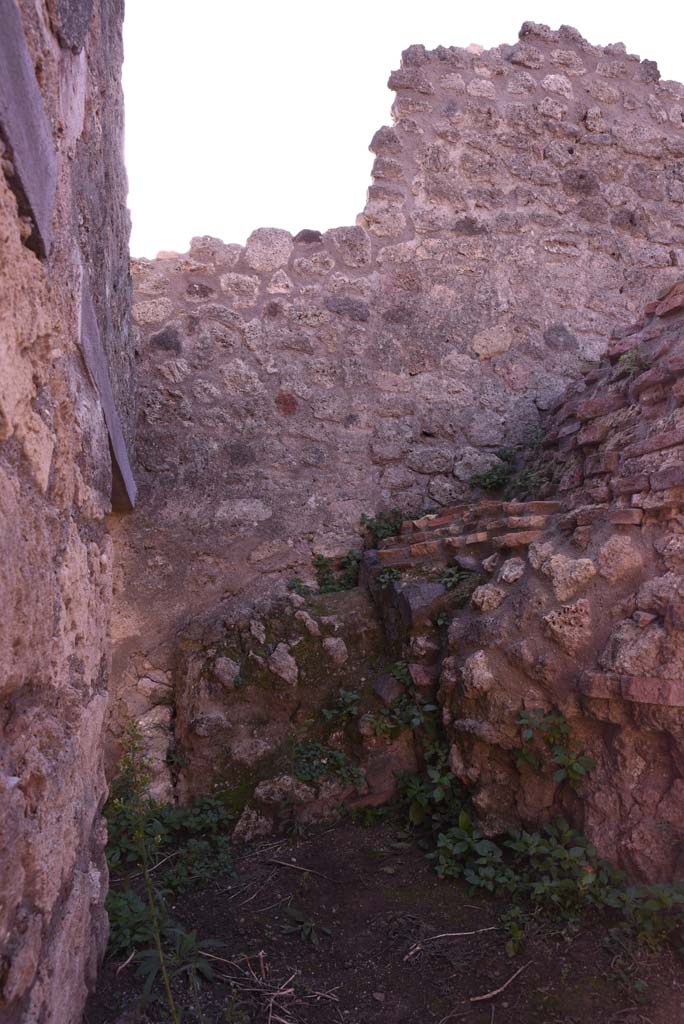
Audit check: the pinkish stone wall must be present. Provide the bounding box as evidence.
[112,21,684,793]
[0,1,132,1020]
[367,281,684,881]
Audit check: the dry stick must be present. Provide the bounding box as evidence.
[239,868,278,907]
[115,950,136,975]
[469,961,532,1003]
[268,858,329,879]
[404,926,499,961]
[129,849,180,880]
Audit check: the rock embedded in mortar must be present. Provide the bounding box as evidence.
[267,643,299,685]
[322,636,349,664]
[471,583,507,612]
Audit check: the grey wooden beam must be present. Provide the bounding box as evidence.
[81,279,137,511]
[0,0,57,257]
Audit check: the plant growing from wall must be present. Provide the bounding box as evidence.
[322,688,361,724]
[440,567,482,607]
[378,567,402,588]
[366,662,439,740]
[361,508,404,543]
[313,549,361,592]
[293,741,364,788]
[469,447,517,490]
[513,708,595,793]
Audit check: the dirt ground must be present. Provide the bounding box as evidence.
[84,822,684,1024]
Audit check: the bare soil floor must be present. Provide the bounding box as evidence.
[85,822,684,1024]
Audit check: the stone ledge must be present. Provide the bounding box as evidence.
[579,672,684,706]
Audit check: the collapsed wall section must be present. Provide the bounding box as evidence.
[113,22,684,788]
[366,281,684,882]
[0,0,132,1020]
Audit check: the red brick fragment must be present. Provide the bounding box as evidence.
[606,508,643,525]
[575,392,627,421]
[651,464,684,492]
[492,530,544,549]
[585,451,619,476]
[621,676,684,707]
[502,500,562,514]
[376,547,413,566]
[577,672,620,699]
[611,475,649,496]
[630,365,672,397]
[409,540,443,557]
[656,291,684,318]
[577,420,612,446]
[624,431,684,459]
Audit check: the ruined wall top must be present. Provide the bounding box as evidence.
[115,23,684,773]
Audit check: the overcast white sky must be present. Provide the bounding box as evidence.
[123,1,684,257]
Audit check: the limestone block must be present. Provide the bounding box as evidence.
[267,643,298,685]
[244,228,293,272]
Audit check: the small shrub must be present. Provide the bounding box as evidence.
[313,550,361,592]
[287,576,314,596]
[378,567,402,588]
[618,347,650,378]
[106,888,162,959]
[513,708,595,793]
[282,904,331,947]
[360,508,404,543]
[322,688,361,724]
[440,567,482,607]
[293,741,363,788]
[469,447,516,491]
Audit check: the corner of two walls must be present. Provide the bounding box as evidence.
[111,23,684,798]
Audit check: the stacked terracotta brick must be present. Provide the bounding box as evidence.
[366,281,684,882]
[376,500,562,567]
[376,280,684,579]
[541,279,684,507]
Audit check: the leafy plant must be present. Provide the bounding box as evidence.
[282,905,331,947]
[313,550,361,592]
[439,567,482,607]
[618,347,650,378]
[440,567,468,590]
[507,466,548,499]
[106,721,181,1021]
[500,904,529,957]
[106,888,163,959]
[469,448,516,491]
[104,726,235,1019]
[552,748,596,791]
[287,576,314,596]
[366,663,439,741]
[360,508,404,543]
[136,927,221,1015]
[293,741,363,788]
[378,567,402,588]
[322,688,361,724]
[514,708,594,793]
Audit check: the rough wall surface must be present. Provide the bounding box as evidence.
[112,22,684,788]
[179,282,684,883]
[0,0,131,1020]
[364,280,684,881]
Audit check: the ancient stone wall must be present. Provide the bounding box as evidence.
[366,280,684,881]
[112,22,684,792]
[0,0,132,1019]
